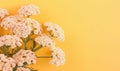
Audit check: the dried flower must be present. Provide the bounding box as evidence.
[13,49,36,66]
[50,47,65,66]
[0,8,8,18]
[16,67,30,71]
[0,35,22,48]
[44,22,65,41]
[12,22,32,38]
[35,34,55,50]
[24,18,42,35]
[18,4,40,17]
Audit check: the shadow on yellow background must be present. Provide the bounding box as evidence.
[0,0,120,71]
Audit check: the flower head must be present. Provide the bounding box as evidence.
[24,18,42,35]
[44,22,65,41]
[0,8,8,18]
[12,22,32,38]
[35,34,55,50]
[18,4,40,17]
[50,47,65,66]
[17,67,30,71]
[13,49,36,66]
[0,15,24,30]
[0,54,16,71]
[0,35,22,49]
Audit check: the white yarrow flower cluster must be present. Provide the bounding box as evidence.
[16,67,30,71]
[50,47,65,66]
[0,35,22,48]
[13,49,36,66]
[12,22,32,38]
[0,4,66,70]
[35,34,55,49]
[18,4,40,17]
[1,16,18,30]
[0,8,8,18]
[0,54,16,71]
[44,22,65,41]
[24,18,42,34]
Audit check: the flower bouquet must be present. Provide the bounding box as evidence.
[0,4,65,71]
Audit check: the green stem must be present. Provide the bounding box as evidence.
[24,39,27,50]
[32,41,36,51]
[13,65,18,71]
[1,46,4,54]
[5,46,9,56]
[12,49,15,54]
[36,56,53,58]
[24,36,30,50]
[33,45,42,52]
[31,69,38,71]
[27,15,30,18]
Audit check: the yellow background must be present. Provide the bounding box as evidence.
[0,0,120,71]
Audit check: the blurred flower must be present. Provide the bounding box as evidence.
[18,4,40,17]
[16,67,30,71]
[44,22,65,41]
[13,49,36,66]
[35,34,55,50]
[0,8,8,18]
[50,47,65,66]
[0,35,22,48]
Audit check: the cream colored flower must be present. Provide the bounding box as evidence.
[35,34,55,50]
[0,54,7,70]
[0,15,25,30]
[17,67,30,71]
[0,8,8,18]
[18,4,40,17]
[0,35,22,49]
[2,57,16,71]
[12,22,32,38]
[0,54,7,62]
[13,49,36,66]
[24,18,42,34]
[1,16,17,30]
[44,22,65,41]
[50,47,65,66]
[0,54,16,71]
[0,40,4,47]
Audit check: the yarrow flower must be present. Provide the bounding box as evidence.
[13,49,36,66]
[49,47,65,66]
[0,54,16,71]
[44,22,65,41]
[12,22,32,38]
[0,35,22,49]
[0,4,66,71]
[24,18,42,35]
[0,15,25,30]
[16,67,30,71]
[35,34,55,50]
[18,4,40,17]
[0,8,8,18]
[0,16,17,30]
